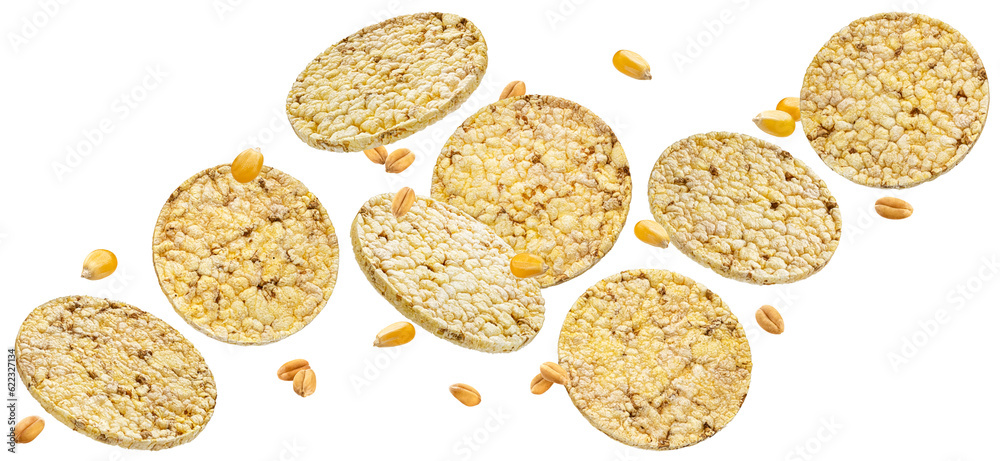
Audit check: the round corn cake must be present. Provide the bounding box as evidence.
[432,95,631,287]
[648,132,841,285]
[152,165,339,345]
[15,296,217,450]
[351,193,545,353]
[286,12,488,152]
[558,270,751,450]
[801,12,989,188]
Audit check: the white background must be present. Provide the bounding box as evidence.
[2,0,998,460]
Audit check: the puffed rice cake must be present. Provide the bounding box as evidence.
[152,164,339,345]
[351,193,545,353]
[432,95,631,287]
[649,132,841,285]
[15,296,217,450]
[286,12,488,152]
[801,12,989,188]
[558,270,751,450]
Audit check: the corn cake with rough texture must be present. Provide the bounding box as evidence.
[558,270,751,450]
[287,12,488,152]
[351,193,544,353]
[801,12,989,188]
[649,132,841,284]
[15,296,216,450]
[433,95,631,287]
[152,165,339,345]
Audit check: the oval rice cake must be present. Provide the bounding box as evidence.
[287,12,488,152]
[648,132,841,285]
[433,95,631,287]
[800,12,989,188]
[558,270,751,450]
[351,193,544,353]
[15,296,216,450]
[152,165,339,345]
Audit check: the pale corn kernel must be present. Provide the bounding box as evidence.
[634,220,670,248]
[373,321,415,347]
[499,81,526,100]
[612,50,651,80]
[231,148,264,183]
[81,249,117,281]
[391,187,416,219]
[510,253,547,279]
[363,146,388,164]
[776,97,801,121]
[752,110,795,137]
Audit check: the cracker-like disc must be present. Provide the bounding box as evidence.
[152,165,339,345]
[15,296,216,450]
[432,95,631,287]
[801,12,989,188]
[351,193,544,353]
[649,132,841,284]
[558,270,751,450]
[286,12,488,152]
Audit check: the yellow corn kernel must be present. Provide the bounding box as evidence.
[612,50,651,80]
[231,148,264,183]
[752,110,795,137]
[373,321,416,347]
[634,220,670,248]
[510,253,547,279]
[776,97,801,121]
[81,249,117,281]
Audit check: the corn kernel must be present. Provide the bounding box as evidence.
[81,249,117,281]
[752,110,795,137]
[373,321,416,347]
[231,148,264,183]
[776,97,801,121]
[634,220,670,248]
[612,50,651,80]
[510,253,547,279]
